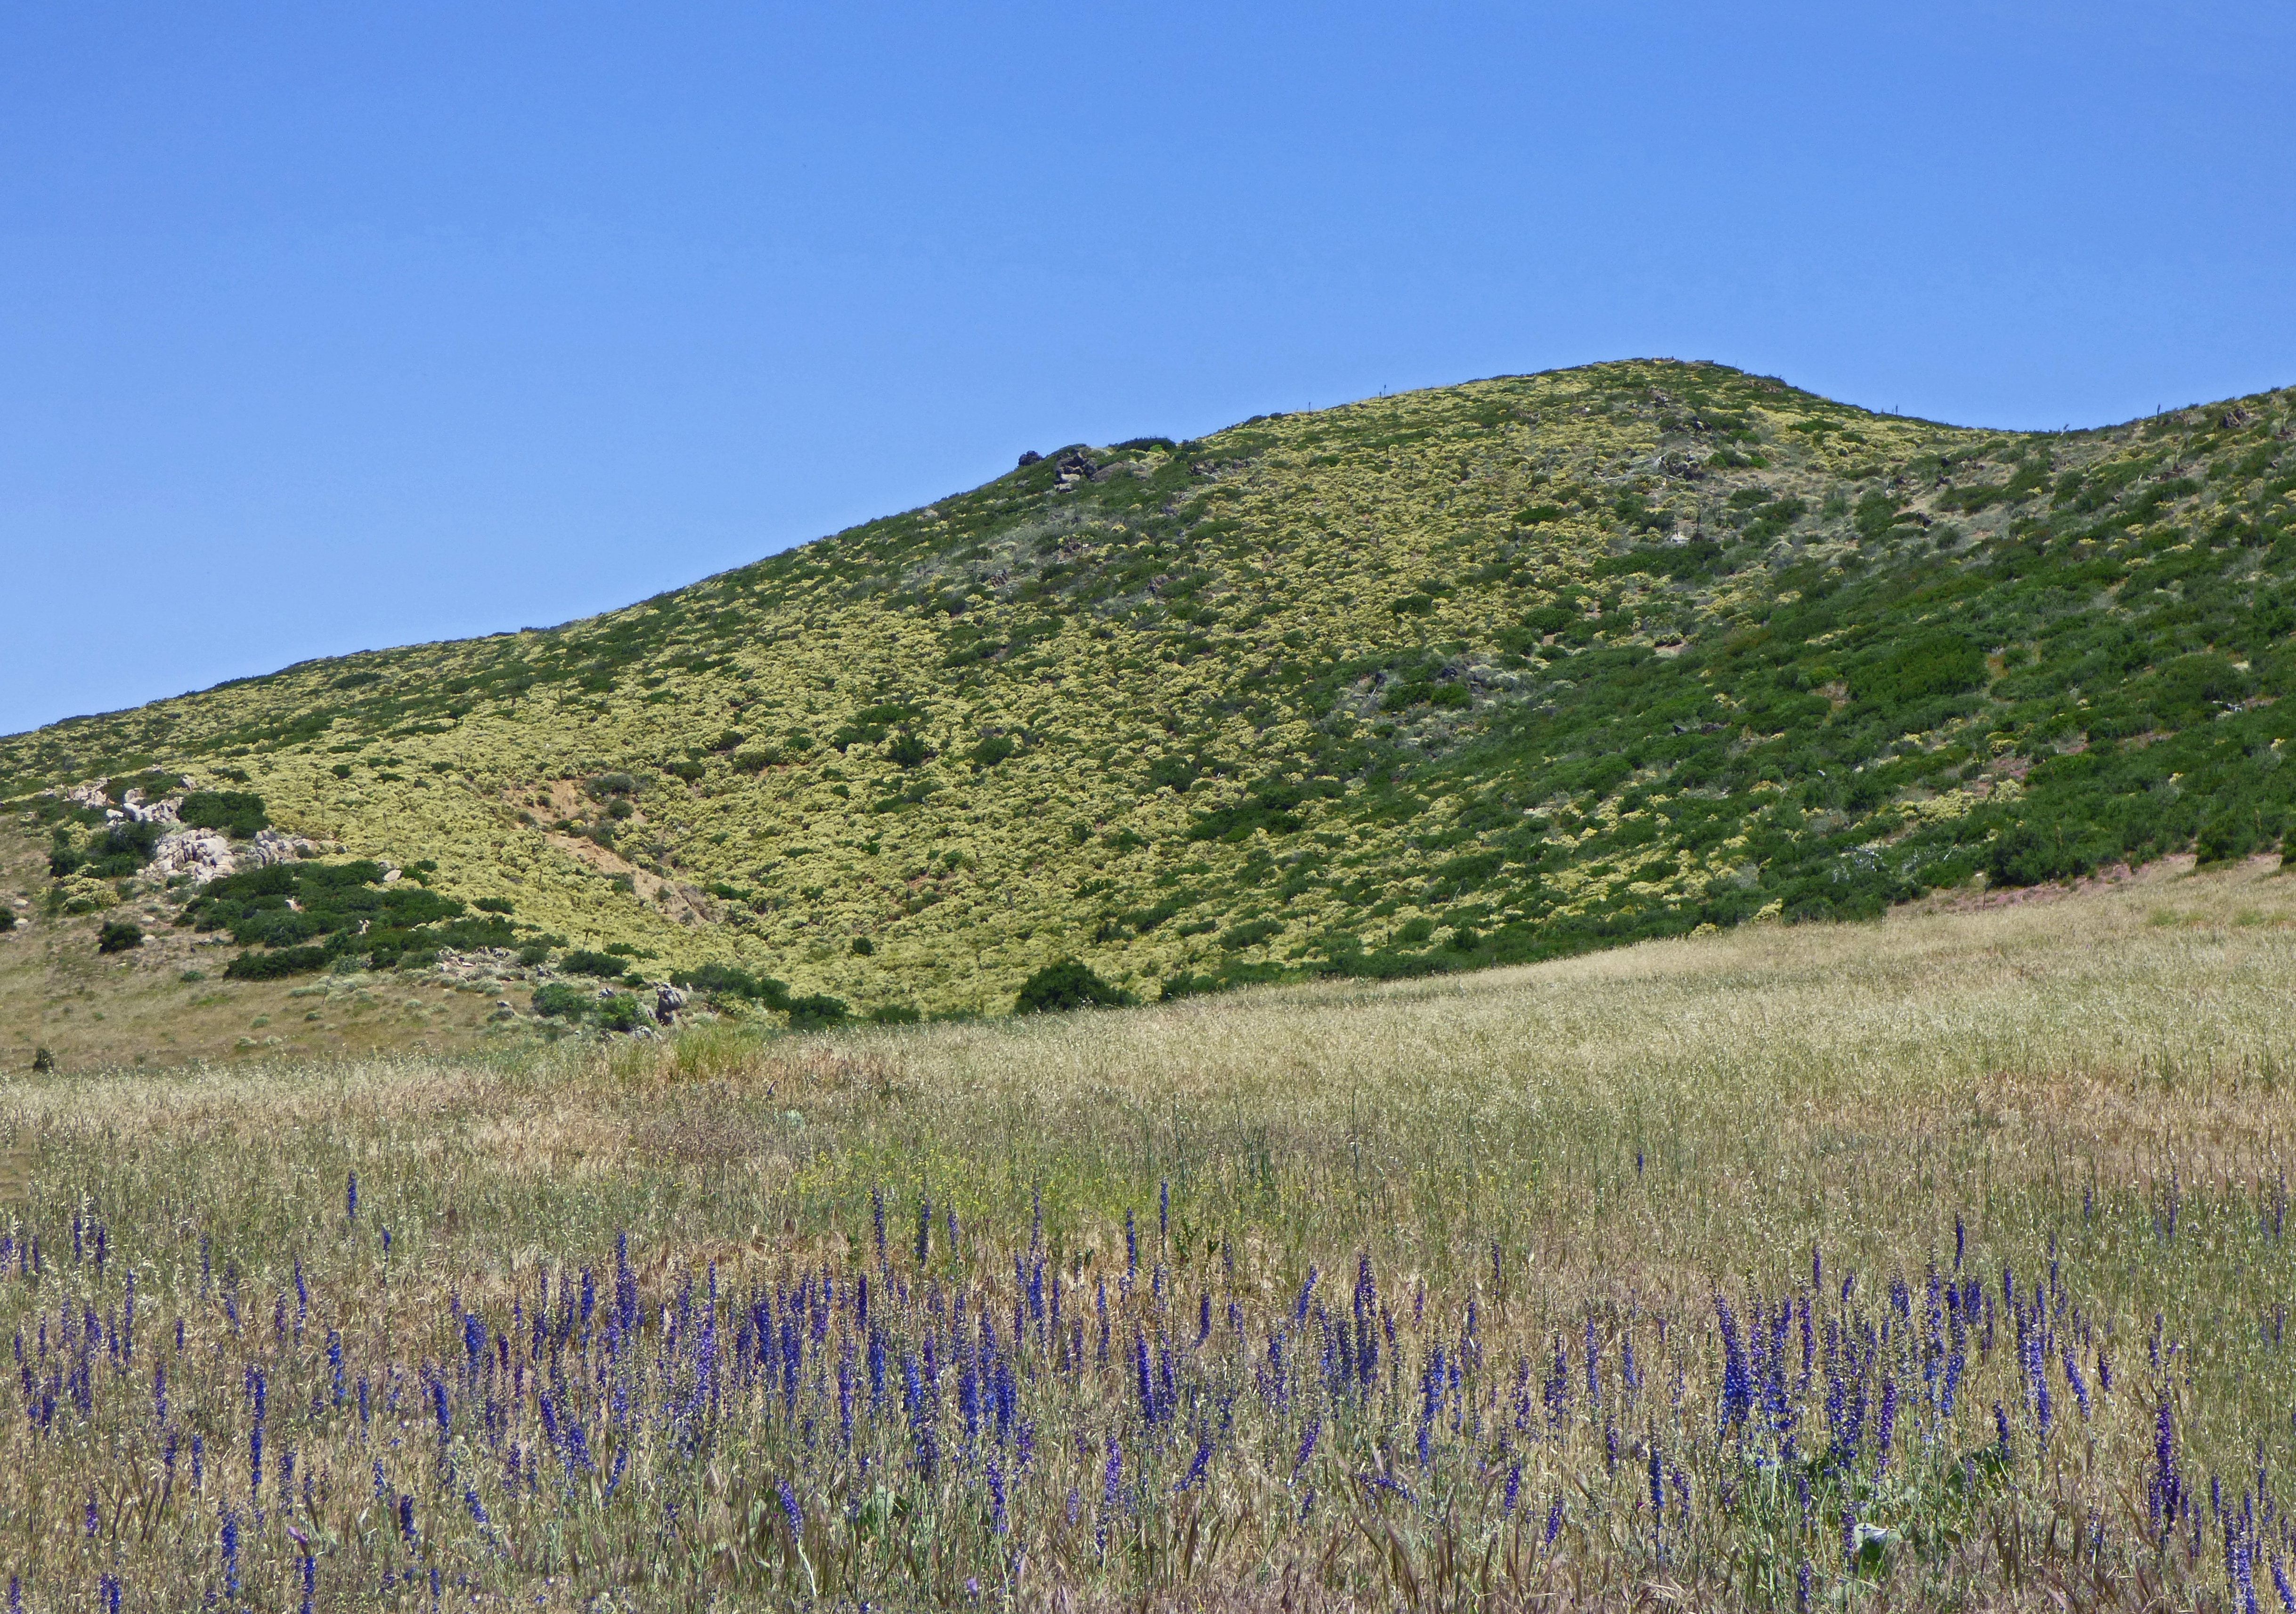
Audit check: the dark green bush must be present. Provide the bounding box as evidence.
[595,993,647,1032]
[561,950,624,978]
[532,983,590,1019]
[0,910,15,933]
[178,791,268,838]
[670,963,792,1010]
[885,730,934,769]
[869,1004,920,1025]
[224,946,328,981]
[474,897,513,914]
[851,936,875,956]
[969,735,1018,769]
[786,993,849,1031]
[96,920,143,954]
[1218,919,1282,952]
[1014,960,1133,1014]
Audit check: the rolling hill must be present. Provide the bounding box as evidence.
[7,357,2295,1033]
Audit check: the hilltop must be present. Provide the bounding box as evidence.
[6,357,2296,1051]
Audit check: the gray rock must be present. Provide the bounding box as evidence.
[146,829,236,884]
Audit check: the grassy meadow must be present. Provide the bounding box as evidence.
[4,855,2295,1609]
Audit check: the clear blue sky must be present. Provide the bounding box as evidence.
[4,3,2291,738]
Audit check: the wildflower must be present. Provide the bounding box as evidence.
[1295,1414,1320,1476]
[778,1478,802,1536]
[83,1489,97,1537]
[1797,1559,1814,1612]
[1876,1379,1897,1474]
[1134,1329,1154,1424]
[465,1488,489,1528]
[100,1575,120,1614]
[221,1510,241,1599]
[346,1171,357,1221]
[1543,1493,1563,1550]
[1503,1461,1520,1514]
[1715,1296,1751,1431]
[298,1551,315,1614]
[989,1454,1010,1528]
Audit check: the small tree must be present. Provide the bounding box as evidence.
[786,993,849,1032]
[97,920,144,954]
[1014,960,1134,1015]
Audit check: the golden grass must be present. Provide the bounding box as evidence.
[3,856,2291,1607]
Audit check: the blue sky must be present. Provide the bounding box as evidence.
[4,3,2291,737]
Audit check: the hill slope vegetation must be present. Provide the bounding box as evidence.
[6,359,2296,1021]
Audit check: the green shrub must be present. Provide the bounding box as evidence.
[668,963,788,1009]
[595,993,647,1032]
[869,1004,920,1025]
[885,730,934,769]
[96,919,143,954]
[851,936,875,956]
[786,993,849,1031]
[1157,972,1220,1002]
[474,897,513,914]
[561,949,624,978]
[666,760,707,783]
[969,735,1018,769]
[178,791,268,838]
[515,942,553,967]
[0,909,15,933]
[1856,634,1987,710]
[531,982,590,1018]
[1014,960,1134,1014]
[224,946,329,981]
[1218,918,1282,952]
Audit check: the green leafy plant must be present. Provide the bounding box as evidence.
[1014,959,1134,1014]
[96,919,143,954]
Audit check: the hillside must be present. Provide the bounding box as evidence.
[6,357,2296,1036]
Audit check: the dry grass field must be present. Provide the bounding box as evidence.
[3,855,2293,1609]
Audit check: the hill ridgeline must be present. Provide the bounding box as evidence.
[8,359,2296,1024]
